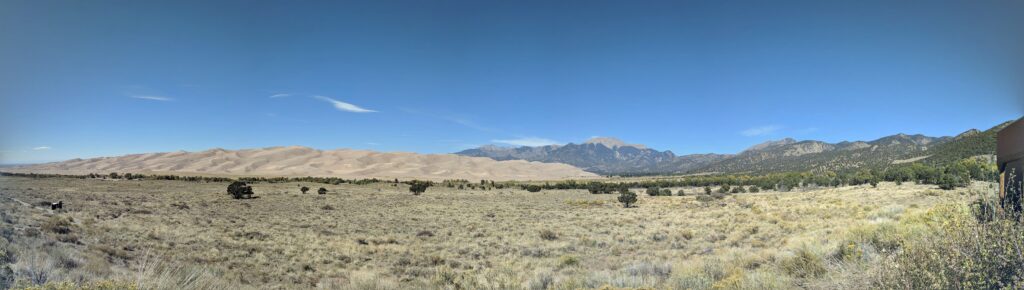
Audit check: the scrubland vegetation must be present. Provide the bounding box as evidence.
[1,172,1019,289]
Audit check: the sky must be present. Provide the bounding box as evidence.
[1,0,1023,164]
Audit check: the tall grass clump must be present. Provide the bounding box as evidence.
[874,189,1024,289]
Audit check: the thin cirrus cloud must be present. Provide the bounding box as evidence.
[398,108,493,132]
[32,146,51,151]
[313,96,377,113]
[492,137,562,147]
[269,93,291,98]
[443,116,493,132]
[740,125,783,137]
[130,95,174,101]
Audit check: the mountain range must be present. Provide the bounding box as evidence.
[457,121,1012,175]
[456,138,730,175]
[7,122,1012,180]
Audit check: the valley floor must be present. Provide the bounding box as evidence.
[0,176,994,289]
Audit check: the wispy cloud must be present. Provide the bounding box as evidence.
[32,146,51,151]
[741,125,782,137]
[314,96,377,113]
[443,116,493,132]
[492,137,562,147]
[399,108,494,132]
[130,95,173,101]
[269,93,291,98]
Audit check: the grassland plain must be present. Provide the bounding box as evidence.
[0,176,993,289]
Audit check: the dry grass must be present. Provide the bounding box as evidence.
[0,176,988,289]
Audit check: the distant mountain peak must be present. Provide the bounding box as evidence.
[745,138,797,152]
[955,129,981,140]
[583,137,646,149]
[479,144,512,150]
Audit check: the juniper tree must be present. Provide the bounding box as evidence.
[618,190,637,208]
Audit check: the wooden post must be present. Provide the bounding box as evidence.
[998,118,1024,211]
[1001,172,1006,200]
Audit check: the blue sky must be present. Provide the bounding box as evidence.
[1,0,1022,164]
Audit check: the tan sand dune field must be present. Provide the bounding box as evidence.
[7,146,598,181]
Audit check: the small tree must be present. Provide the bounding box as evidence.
[227,181,254,199]
[409,180,431,195]
[526,185,542,192]
[704,186,712,195]
[318,187,327,195]
[618,190,637,208]
[718,184,731,194]
[938,174,961,190]
[661,188,672,196]
[646,187,661,196]
[301,186,310,194]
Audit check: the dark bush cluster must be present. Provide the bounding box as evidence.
[587,182,626,194]
[227,181,255,199]
[539,230,558,241]
[644,186,672,196]
[407,180,432,195]
[441,179,505,190]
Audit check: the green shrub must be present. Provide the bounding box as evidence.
[41,216,73,235]
[718,184,731,194]
[618,191,638,208]
[408,180,432,195]
[779,246,827,279]
[539,230,558,241]
[875,201,1024,289]
[558,255,580,268]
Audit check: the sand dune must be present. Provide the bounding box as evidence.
[8,146,599,181]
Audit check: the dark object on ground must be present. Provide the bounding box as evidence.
[318,187,327,195]
[618,191,637,208]
[227,181,255,199]
[408,180,431,195]
[50,201,63,210]
[999,117,1024,212]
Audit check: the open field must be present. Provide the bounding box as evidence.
[0,176,998,289]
